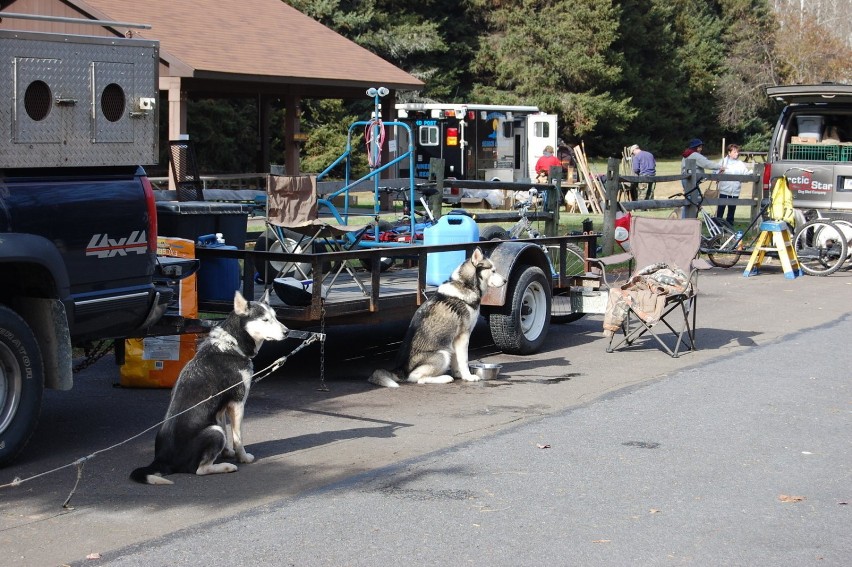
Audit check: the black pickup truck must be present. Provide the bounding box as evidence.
[0,166,198,466]
[0,29,199,465]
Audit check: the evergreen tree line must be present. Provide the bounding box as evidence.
[178,0,852,175]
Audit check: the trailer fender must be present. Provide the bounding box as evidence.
[481,241,551,307]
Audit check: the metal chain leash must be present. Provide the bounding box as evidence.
[72,340,114,373]
[317,299,329,391]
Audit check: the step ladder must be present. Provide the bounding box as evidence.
[743,221,803,279]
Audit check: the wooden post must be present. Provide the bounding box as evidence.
[603,158,620,256]
[429,158,445,220]
[683,158,700,218]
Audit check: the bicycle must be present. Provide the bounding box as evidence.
[368,185,438,241]
[671,184,746,268]
[792,210,851,276]
[359,185,440,271]
[479,187,588,323]
[682,167,819,269]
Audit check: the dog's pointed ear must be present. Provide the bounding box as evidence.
[471,247,484,263]
[234,290,249,315]
[259,287,272,305]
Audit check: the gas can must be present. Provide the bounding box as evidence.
[196,233,240,302]
[424,213,479,286]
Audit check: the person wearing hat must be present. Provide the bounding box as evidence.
[681,138,721,191]
[627,144,656,200]
[535,145,562,183]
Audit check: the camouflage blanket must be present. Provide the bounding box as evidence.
[603,263,691,337]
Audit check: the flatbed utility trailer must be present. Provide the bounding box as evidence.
[194,235,599,355]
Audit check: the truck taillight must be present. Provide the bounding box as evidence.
[447,127,459,146]
[141,175,158,253]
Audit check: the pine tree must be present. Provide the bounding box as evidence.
[468,0,635,154]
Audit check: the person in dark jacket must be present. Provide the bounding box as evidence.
[627,144,656,200]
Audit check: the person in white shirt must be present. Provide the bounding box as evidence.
[715,143,750,225]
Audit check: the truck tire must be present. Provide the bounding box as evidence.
[0,306,45,467]
[488,265,551,355]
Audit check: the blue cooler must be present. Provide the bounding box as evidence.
[424,213,479,286]
[196,233,240,302]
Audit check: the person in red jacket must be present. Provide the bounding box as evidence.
[535,145,562,182]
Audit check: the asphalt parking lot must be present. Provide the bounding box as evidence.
[1,263,850,566]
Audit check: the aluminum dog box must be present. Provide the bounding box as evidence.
[0,29,158,167]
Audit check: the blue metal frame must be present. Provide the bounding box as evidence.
[315,88,422,249]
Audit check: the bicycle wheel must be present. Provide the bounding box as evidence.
[706,228,743,268]
[793,219,848,276]
[829,219,852,260]
[548,242,587,324]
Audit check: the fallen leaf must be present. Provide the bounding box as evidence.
[536,443,551,449]
[86,553,102,560]
[592,539,612,544]
[779,494,805,503]
[649,509,661,514]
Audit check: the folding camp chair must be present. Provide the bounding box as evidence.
[264,174,368,299]
[592,216,710,357]
[168,140,204,202]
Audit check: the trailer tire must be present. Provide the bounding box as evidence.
[0,306,45,467]
[488,265,551,355]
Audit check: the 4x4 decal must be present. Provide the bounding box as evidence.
[86,231,148,258]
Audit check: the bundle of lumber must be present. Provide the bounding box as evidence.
[572,145,605,214]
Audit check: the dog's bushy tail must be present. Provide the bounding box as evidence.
[368,369,402,388]
[130,463,175,485]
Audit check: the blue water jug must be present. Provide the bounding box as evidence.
[423,213,479,286]
[196,233,240,302]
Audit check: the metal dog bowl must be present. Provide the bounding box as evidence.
[272,277,312,306]
[469,363,502,380]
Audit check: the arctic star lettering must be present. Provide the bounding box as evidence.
[86,231,148,257]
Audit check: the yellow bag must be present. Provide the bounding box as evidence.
[119,237,199,388]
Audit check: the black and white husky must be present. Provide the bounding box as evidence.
[369,247,506,387]
[130,290,288,485]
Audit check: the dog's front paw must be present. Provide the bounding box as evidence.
[460,374,481,382]
[222,448,237,459]
[238,451,254,464]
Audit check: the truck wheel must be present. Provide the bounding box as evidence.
[489,265,551,355]
[0,306,45,467]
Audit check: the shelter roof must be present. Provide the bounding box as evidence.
[3,0,424,92]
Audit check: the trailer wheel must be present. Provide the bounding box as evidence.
[0,306,45,467]
[489,265,551,355]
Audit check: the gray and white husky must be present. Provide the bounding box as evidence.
[369,247,507,388]
[130,290,288,485]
